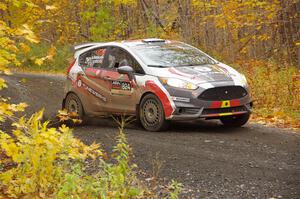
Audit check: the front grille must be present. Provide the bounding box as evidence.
[201,106,248,115]
[198,86,247,101]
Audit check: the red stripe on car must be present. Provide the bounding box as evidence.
[230,99,240,107]
[145,80,174,118]
[66,59,76,75]
[210,101,222,108]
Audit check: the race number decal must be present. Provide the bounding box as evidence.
[112,81,131,91]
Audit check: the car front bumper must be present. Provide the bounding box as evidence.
[165,84,253,120]
[170,101,252,120]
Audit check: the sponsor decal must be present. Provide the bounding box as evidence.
[221,100,230,108]
[112,80,131,91]
[86,55,104,67]
[77,79,106,102]
[171,96,190,103]
[209,99,241,108]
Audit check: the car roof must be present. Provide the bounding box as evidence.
[74,38,176,51]
[121,38,179,47]
[73,38,181,58]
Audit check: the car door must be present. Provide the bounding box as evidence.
[101,46,144,114]
[77,47,112,113]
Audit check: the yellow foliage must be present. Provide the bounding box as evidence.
[46,45,56,60]
[0,17,40,124]
[0,110,102,198]
[17,24,40,43]
[57,109,82,125]
[0,102,27,122]
[113,0,137,6]
[192,0,281,45]
[0,18,40,76]
[45,4,57,10]
[0,78,7,89]
[19,43,30,54]
[0,112,178,198]
[34,57,44,66]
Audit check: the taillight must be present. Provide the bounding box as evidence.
[66,59,76,75]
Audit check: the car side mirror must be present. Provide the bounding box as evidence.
[117,66,135,81]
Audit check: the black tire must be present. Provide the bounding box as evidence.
[139,94,169,132]
[64,93,85,125]
[220,113,250,127]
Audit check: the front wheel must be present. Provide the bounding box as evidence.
[139,94,169,132]
[220,113,250,127]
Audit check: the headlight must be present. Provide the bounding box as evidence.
[240,74,248,86]
[159,77,198,90]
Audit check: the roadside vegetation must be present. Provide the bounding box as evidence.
[0,111,182,198]
[237,60,300,128]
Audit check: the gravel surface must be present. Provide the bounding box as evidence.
[1,73,300,199]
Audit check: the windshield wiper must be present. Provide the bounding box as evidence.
[175,63,206,67]
[147,65,168,68]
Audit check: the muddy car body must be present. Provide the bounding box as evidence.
[63,39,252,131]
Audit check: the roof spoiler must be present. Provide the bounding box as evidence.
[72,42,104,52]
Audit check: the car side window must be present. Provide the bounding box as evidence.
[102,47,144,74]
[79,47,107,69]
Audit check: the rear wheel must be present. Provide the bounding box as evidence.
[64,93,85,125]
[220,113,250,127]
[139,94,169,132]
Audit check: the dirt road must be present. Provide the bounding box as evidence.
[1,73,300,199]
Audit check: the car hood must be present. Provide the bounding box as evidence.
[147,62,242,85]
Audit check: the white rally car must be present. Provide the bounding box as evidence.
[63,38,252,131]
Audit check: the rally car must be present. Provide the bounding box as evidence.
[62,38,252,131]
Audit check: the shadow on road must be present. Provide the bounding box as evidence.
[81,116,249,135]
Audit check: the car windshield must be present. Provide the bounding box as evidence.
[130,42,217,67]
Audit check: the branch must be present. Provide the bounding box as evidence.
[140,0,167,32]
